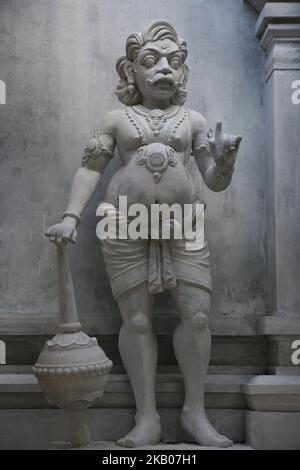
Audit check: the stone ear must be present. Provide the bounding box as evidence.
[181,63,189,85]
[123,62,136,85]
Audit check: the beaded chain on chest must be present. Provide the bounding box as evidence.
[125,105,188,145]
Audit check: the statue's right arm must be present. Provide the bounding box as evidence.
[45,111,118,244]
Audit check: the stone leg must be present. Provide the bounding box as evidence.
[115,282,161,447]
[171,282,232,447]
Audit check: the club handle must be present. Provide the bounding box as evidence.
[56,242,81,333]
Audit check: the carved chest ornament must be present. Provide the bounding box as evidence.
[136,143,177,183]
[125,105,188,145]
[132,104,180,137]
[125,105,188,182]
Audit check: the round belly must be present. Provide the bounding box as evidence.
[106,155,196,208]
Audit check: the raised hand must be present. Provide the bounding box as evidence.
[208,121,242,173]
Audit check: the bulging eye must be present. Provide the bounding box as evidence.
[170,58,182,70]
[144,56,157,69]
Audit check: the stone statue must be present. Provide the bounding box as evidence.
[46,20,242,448]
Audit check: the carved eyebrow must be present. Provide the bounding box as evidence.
[140,48,160,56]
[140,48,181,57]
[167,51,182,58]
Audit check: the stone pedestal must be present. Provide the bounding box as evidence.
[258,316,300,374]
[244,376,300,450]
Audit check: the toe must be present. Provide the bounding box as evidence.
[219,437,233,448]
[116,439,125,447]
[116,436,138,448]
[124,439,137,448]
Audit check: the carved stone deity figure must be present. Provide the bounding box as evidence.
[46,20,242,448]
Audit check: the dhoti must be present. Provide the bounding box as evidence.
[99,202,212,299]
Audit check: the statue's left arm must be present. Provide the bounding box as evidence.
[191,111,242,192]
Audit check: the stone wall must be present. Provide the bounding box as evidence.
[0,0,267,335]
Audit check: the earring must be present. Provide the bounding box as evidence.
[128,83,136,94]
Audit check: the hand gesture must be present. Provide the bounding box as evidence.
[208,121,242,173]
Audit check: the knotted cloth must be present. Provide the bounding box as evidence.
[98,202,212,298]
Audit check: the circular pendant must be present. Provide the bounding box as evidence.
[136,143,177,183]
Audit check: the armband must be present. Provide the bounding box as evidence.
[82,137,113,172]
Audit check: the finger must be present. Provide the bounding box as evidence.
[71,230,77,244]
[227,135,236,154]
[95,127,101,139]
[235,135,243,151]
[207,128,214,139]
[229,135,236,148]
[66,229,75,244]
[215,121,222,142]
[222,133,230,153]
[208,138,216,154]
[62,231,73,242]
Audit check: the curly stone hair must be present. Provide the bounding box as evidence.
[115,20,189,106]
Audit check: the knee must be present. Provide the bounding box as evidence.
[184,311,209,331]
[125,313,152,335]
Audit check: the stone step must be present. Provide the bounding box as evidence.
[0,372,250,448]
[0,408,247,450]
[0,333,268,368]
[0,372,253,409]
[0,364,267,375]
[51,440,253,450]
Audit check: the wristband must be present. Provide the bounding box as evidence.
[63,211,81,225]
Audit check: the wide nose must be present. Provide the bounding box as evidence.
[157,56,171,74]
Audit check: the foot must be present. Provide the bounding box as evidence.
[181,409,233,448]
[116,414,161,448]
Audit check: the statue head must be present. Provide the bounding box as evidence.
[115,20,189,106]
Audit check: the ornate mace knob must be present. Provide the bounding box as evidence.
[33,242,112,447]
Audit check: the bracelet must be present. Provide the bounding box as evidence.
[63,211,81,225]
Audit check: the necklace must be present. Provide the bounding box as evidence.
[132,105,180,136]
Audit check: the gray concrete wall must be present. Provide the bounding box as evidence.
[0,0,266,333]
